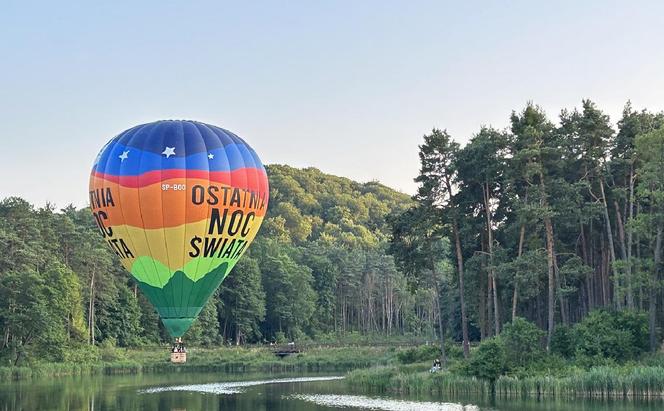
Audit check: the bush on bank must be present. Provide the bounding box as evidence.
[348,311,659,398]
[463,311,650,379]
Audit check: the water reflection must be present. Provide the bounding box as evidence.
[0,373,349,411]
[1,372,664,411]
[140,376,344,394]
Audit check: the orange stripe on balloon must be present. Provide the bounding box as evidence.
[90,176,267,229]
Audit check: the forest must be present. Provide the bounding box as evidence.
[1,100,663,369]
[391,100,664,363]
[0,164,415,365]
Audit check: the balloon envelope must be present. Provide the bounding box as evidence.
[89,120,269,337]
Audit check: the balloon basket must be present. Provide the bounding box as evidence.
[170,338,187,363]
[170,351,187,364]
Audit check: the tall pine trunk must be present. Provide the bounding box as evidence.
[483,182,500,334]
[650,225,662,351]
[626,166,636,309]
[599,178,621,309]
[544,215,555,350]
[445,177,469,357]
[540,174,556,350]
[614,200,631,307]
[445,178,470,357]
[452,221,470,357]
[512,223,526,321]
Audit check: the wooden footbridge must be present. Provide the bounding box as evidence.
[272,343,301,358]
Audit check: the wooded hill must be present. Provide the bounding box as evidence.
[0,165,415,364]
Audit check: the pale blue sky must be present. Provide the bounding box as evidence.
[1,1,663,207]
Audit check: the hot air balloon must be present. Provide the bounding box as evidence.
[89,120,269,352]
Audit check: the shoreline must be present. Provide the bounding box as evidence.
[0,345,393,382]
[7,344,664,401]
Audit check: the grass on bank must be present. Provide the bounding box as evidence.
[0,343,395,381]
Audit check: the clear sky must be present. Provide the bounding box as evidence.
[1,1,663,208]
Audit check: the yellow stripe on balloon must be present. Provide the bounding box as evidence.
[105,215,264,287]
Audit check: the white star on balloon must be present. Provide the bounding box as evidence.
[162,147,176,158]
[119,150,129,161]
[208,153,214,159]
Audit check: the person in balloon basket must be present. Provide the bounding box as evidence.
[171,338,187,353]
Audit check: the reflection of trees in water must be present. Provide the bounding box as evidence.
[5,374,663,411]
[1,374,347,411]
[0,375,204,411]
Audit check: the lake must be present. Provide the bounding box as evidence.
[0,371,662,411]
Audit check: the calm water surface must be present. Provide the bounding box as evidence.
[0,371,662,411]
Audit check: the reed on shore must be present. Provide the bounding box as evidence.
[346,364,664,399]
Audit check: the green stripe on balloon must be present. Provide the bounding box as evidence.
[130,256,240,288]
[135,262,229,337]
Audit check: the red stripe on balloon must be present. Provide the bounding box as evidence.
[92,168,269,193]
